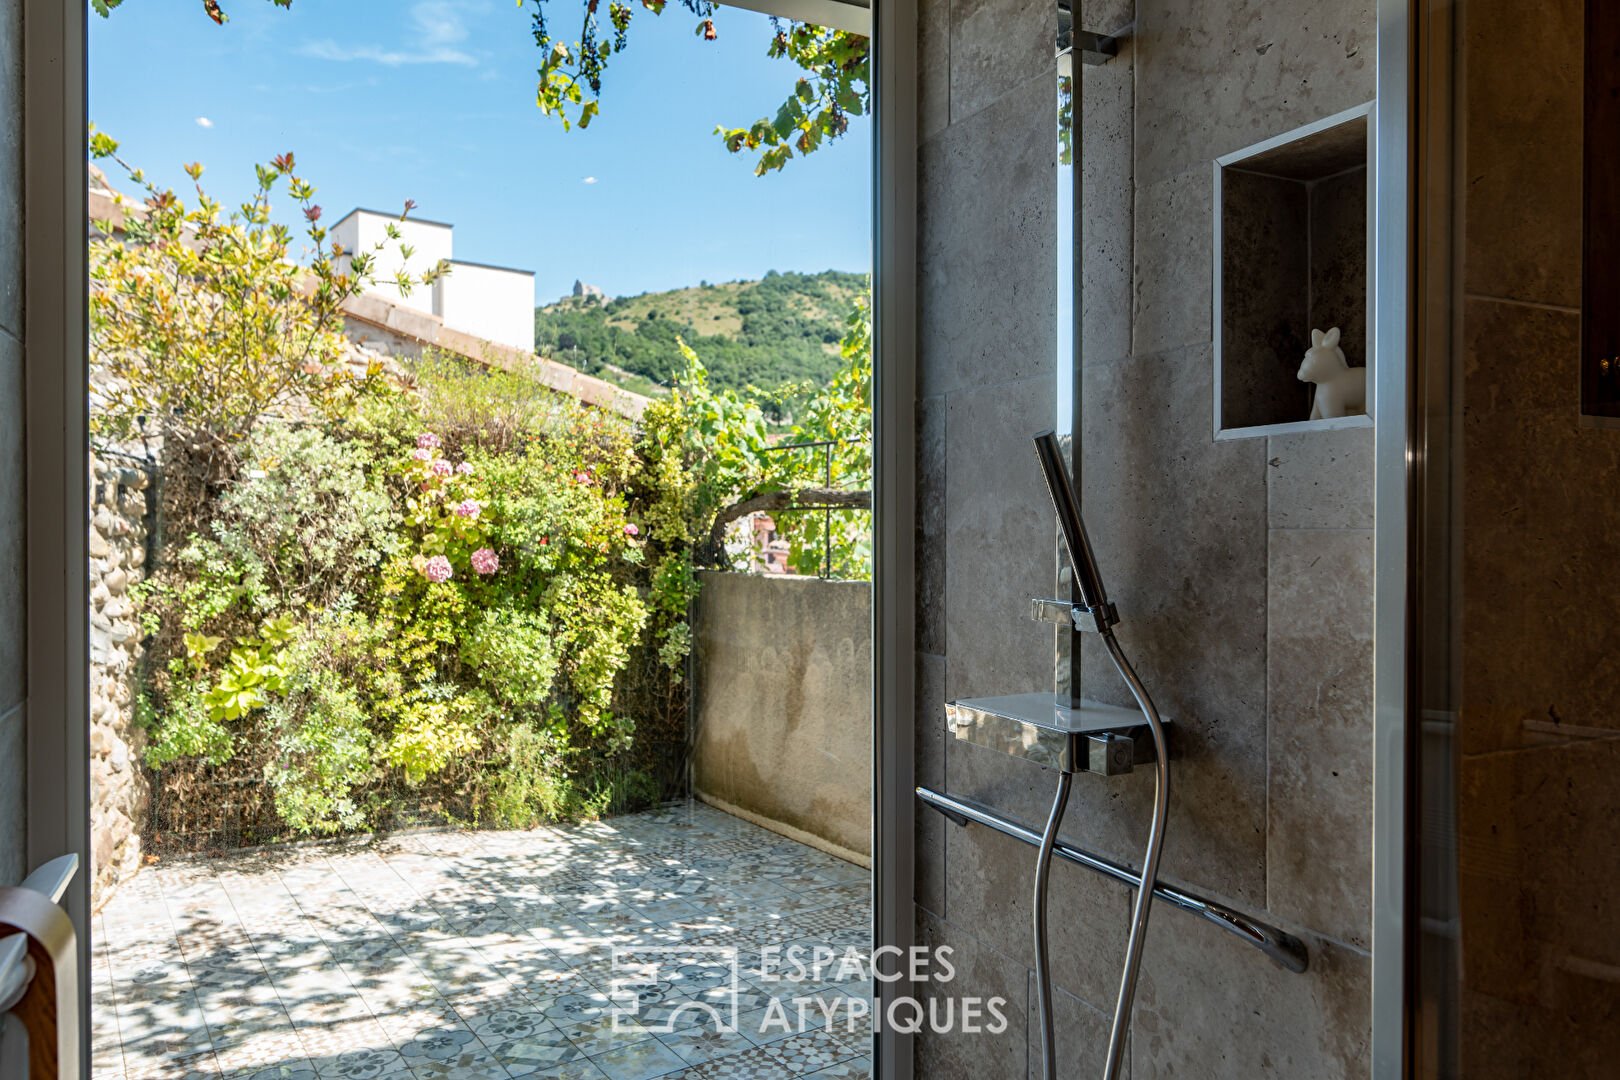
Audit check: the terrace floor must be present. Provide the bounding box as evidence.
[91,802,873,1080]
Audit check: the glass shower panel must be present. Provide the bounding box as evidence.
[1410,0,1620,1074]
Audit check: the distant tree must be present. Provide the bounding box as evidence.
[92,0,868,176]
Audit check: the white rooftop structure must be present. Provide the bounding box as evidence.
[331,208,536,353]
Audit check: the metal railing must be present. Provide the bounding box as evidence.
[756,438,869,579]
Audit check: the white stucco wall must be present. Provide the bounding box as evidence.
[434,260,536,353]
[331,209,453,313]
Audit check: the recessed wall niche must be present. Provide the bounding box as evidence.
[1213,105,1374,437]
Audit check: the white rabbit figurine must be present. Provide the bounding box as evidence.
[1297,326,1365,420]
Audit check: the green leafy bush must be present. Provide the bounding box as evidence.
[136,358,694,839]
[104,143,870,847]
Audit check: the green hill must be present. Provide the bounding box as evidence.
[534,270,867,399]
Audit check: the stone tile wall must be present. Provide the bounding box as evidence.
[913,1,1376,1075]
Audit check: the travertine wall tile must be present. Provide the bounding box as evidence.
[0,702,22,885]
[1134,0,1374,188]
[1079,0,1134,34]
[919,72,1057,398]
[1266,426,1373,530]
[1266,528,1374,947]
[917,394,947,654]
[1132,169,1213,359]
[943,374,1056,701]
[1457,739,1620,1076]
[916,0,1379,1070]
[0,328,22,715]
[1077,345,1269,905]
[915,908,1031,1079]
[1218,168,1308,428]
[1131,921,1370,1078]
[0,0,21,887]
[942,803,1130,1008]
[919,0,951,142]
[1026,974,1124,1080]
[1079,346,1269,724]
[1080,37,1135,367]
[1460,301,1620,755]
[917,651,948,917]
[1307,165,1369,371]
[949,0,1055,123]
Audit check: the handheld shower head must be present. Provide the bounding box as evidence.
[1032,430,1116,630]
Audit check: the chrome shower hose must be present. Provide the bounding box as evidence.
[1033,628,1170,1080]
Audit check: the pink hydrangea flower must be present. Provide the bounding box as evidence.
[456,462,474,475]
[421,555,452,583]
[416,433,441,450]
[411,447,433,463]
[430,459,452,478]
[623,523,640,537]
[470,547,499,575]
[454,499,481,519]
[573,470,592,485]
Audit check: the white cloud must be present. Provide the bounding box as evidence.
[195,116,214,128]
[300,2,477,67]
[581,176,597,185]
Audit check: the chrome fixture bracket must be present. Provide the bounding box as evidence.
[1030,596,1121,634]
[946,692,1166,775]
[1056,3,1120,65]
[914,787,1310,973]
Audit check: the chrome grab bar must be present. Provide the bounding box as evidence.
[915,786,1309,974]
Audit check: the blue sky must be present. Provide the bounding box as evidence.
[89,0,872,303]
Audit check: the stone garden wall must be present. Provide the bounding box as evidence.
[89,450,153,908]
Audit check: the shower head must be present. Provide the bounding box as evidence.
[1032,430,1116,630]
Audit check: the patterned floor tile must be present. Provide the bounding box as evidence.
[502,1062,607,1080]
[799,1055,871,1080]
[307,1045,407,1080]
[663,1045,795,1080]
[481,1026,591,1074]
[96,806,869,1080]
[760,1029,859,1075]
[651,1024,758,1067]
[587,1038,687,1080]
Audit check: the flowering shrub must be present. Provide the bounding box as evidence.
[103,144,868,847]
[88,134,442,457]
[137,383,695,839]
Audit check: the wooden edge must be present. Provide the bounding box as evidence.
[0,888,79,1080]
